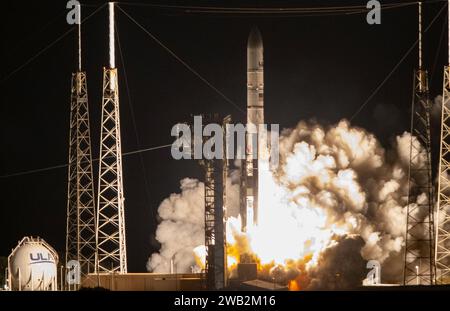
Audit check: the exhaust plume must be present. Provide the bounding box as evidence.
[148,119,430,289]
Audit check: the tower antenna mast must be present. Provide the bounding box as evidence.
[95,2,127,274]
[435,0,450,284]
[65,2,97,284]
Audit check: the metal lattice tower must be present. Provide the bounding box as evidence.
[435,0,450,284]
[198,114,228,290]
[404,1,435,285]
[436,66,450,284]
[95,3,127,274]
[65,4,96,278]
[202,160,220,289]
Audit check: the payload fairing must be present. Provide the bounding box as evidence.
[242,27,264,231]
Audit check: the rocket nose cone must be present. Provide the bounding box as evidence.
[248,27,263,48]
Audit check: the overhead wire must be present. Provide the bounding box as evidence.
[1,1,445,85]
[349,1,447,122]
[174,4,411,16]
[114,1,448,16]
[5,8,68,56]
[430,12,447,86]
[117,5,245,114]
[0,143,173,179]
[116,1,417,12]
[113,2,416,19]
[2,1,446,178]
[0,3,107,85]
[116,19,158,224]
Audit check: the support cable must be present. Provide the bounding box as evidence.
[0,4,107,84]
[116,20,158,225]
[117,5,245,114]
[0,144,173,179]
[350,3,446,122]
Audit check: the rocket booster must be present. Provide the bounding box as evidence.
[247,27,264,127]
[242,27,264,231]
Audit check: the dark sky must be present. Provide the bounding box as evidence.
[0,0,447,272]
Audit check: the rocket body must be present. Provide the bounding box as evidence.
[242,27,264,230]
[247,27,264,127]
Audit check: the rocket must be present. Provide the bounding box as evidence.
[247,27,264,133]
[242,27,264,231]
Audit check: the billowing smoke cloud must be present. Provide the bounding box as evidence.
[307,235,366,290]
[431,95,443,122]
[270,120,417,286]
[148,119,429,289]
[146,178,204,273]
[147,175,241,273]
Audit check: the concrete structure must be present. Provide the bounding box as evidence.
[82,273,202,291]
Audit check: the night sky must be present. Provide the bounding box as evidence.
[0,0,447,272]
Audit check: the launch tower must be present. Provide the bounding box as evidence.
[403,1,435,285]
[95,2,127,274]
[65,3,97,279]
[198,114,229,290]
[436,0,450,285]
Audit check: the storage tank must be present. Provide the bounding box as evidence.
[8,237,58,291]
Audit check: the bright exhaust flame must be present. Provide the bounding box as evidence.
[288,279,301,291]
[194,157,351,288]
[193,245,206,270]
[224,159,349,288]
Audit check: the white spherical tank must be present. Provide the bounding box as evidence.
[8,237,58,291]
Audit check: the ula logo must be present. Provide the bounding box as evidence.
[29,253,53,262]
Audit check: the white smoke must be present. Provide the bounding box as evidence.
[147,174,241,273]
[272,120,416,286]
[146,178,204,273]
[431,95,443,122]
[148,119,429,288]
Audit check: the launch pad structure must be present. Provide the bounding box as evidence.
[436,65,450,282]
[95,3,128,275]
[65,3,96,279]
[435,0,450,285]
[196,114,230,290]
[403,1,435,285]
[65,2,127,282]
[61,1,450,290]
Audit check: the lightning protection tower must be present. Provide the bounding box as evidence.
[435,0,450,285]
[65,3,97,280]
[95,2,127,274]
[403,1,436,285]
